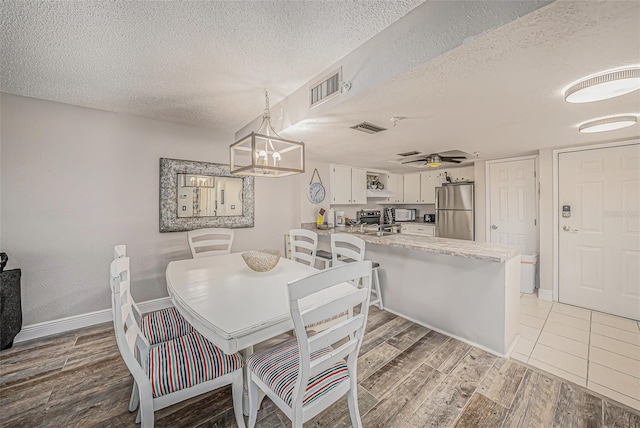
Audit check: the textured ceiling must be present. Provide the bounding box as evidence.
[282,1,640,171]
[0,0,423,130]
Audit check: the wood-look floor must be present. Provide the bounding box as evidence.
[1,307,639,427]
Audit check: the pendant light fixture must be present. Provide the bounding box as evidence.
[578,115,637,133]
[230,90,305,177]
[564,67,640,103]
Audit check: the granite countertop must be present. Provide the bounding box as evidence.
[301,223,519,263]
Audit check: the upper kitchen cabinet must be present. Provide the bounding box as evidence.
[403,172,421,204]
[387,173,404,203]
[419,171,439,204]
[442,165,474,183]
[330,164,367,205]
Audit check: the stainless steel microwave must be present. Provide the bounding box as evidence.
[394,208,417,222]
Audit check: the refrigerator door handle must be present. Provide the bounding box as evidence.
[435,187,440,236]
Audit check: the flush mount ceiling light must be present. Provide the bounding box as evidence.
[578,115,637,133]
[564,68,640,103]
[230,90,304,177]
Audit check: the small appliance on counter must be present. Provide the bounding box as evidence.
[394,208,417,222]
[357,209,382,225]
[424,214,436,223]
[335,210,345,227]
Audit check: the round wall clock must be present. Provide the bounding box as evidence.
[308,181,325,204]
[307,168,326,204]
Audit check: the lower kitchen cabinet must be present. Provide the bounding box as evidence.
[400,222,435,237]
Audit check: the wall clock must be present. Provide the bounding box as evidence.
[307,168,326,204]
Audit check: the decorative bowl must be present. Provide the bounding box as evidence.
[241,249,281,272]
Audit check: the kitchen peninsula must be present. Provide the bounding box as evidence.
[302,224,521,356]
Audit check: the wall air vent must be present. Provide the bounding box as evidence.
[397,151,420,157]
[350,122,387,134]
[310,68,342,108]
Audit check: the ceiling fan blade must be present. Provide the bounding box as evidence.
[440,156,466,162]
[401,159,428,164]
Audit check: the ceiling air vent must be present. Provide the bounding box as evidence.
[350,121,387,134]
[397,151,420,157]
[310,68,342,108]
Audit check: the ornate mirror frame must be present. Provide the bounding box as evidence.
[159,158,255,232]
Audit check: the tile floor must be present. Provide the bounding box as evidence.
[512,293,640,410]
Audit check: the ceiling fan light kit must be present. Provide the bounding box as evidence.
[578,115,637,133]
[230,90,305,177]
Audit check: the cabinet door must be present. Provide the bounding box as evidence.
[387,174,403,203]
[420,171,438,204]
[331,164,352,204]
[403,173,421,203]
[351,168,367,204]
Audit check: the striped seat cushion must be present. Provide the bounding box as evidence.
[247,338,349,407]
[141,306,194,345]
[147,331,243,398]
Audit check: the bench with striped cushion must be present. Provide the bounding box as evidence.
[140,306,195,345]
[247,338,349,407]
[148,331,243,398]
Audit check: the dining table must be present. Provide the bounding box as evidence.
[165,252,361,413]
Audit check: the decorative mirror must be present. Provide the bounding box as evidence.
[160,158,254,232]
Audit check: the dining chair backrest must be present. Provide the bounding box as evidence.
[187,228,234,258]
[110,257,150,394]
[287,261,372,412]
[112,245,143,326]
[289,229,318,267]
[114,244,127,259]
[331,233,365,266]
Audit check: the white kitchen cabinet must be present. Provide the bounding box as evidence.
[400,222,435,237]
[331,164,352,204]
[351,168,367,204]
[403,173,421,204]
[387,173,404,203]
[330,164,367,204]
[443,166,474,183]
[419,171,438,204]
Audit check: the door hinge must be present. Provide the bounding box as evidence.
[534,170,536,178]
[534,219,537,226]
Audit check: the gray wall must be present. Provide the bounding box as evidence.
[1,93,300,325]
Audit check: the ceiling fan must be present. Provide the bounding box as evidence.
[401,151,469,168]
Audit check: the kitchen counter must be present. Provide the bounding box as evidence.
[301,223,519,263]
[302,222,520,356]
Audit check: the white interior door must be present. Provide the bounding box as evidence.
[558,143,640,320]
[489,159,538,254]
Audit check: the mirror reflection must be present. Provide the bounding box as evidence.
[177,174,243,217]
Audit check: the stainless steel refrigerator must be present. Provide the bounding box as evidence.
[435,183,475,240]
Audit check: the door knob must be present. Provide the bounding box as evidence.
[491,225,498,230]
[563,225,578,232]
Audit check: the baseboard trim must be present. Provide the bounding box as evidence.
[382,308,509,358]
[538,289,553,302]
[13,297,173,344]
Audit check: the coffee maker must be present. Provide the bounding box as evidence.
[335,211,345,227]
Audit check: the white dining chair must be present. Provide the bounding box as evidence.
[289,229,319,267]
[110,257,245,428]
[331,234,383,309]
[113,245,195,347]
[187,228,234,258]
[247,261,373,428]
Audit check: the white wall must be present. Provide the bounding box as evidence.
[0,94,300,325]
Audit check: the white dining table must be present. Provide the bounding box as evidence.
[165,252,359,355]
